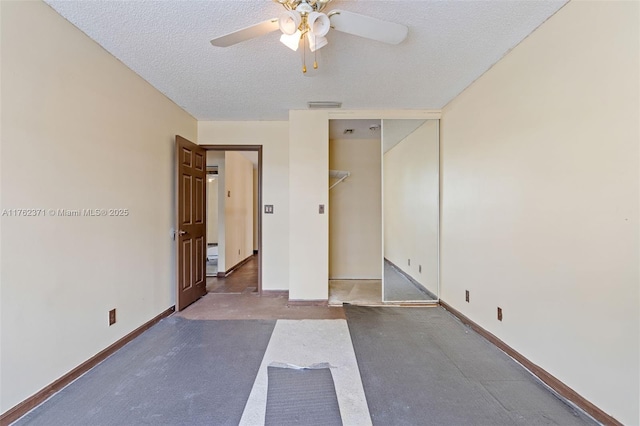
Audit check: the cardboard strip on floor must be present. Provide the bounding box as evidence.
[240,319,372,426]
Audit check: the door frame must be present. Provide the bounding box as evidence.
[200,144,263,294]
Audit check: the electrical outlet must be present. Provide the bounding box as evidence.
[419,265,422,273]
[465,290,470,303]
[109,309,116,326]
[319,204,325,214]
[497,307,503,321]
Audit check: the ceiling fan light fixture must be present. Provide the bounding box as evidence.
[209,0,408,74]
[307,12,330,37]
[278,10,301,35]
[280,31,301,51]
[307,33,327,52]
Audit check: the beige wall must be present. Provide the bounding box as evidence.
[440,1,639,424]
[384,120,439,295]
[289,110,329,300]
[329,138,382,279]
[207,179,219,244]
[198,121,289,290]
[223,152,254,269]
[0,0,197,413]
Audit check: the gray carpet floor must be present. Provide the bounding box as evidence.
[15,317,275,426]
[384,261,436,301]
[345,306,597,426]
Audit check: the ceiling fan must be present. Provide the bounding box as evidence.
[210,0,408,73]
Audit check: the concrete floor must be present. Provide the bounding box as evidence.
[176,292,346,320]
[328,280,383,306]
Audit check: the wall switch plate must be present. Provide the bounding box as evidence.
[497,307,503,321]
[264,205,274,214]
[465,290,470,302]
[109,309,116,326]
[319,204,325,214]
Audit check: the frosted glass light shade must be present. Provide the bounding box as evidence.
[308,12,330,37]
[280,31,301,51]
[307,33,327,52]
[278,11,301,35]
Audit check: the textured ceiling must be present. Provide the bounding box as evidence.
[44,0,567,121]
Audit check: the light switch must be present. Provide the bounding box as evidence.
[265,205,274,214]
[319,204,325,214]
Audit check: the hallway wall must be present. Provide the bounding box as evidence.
[440,1,639,423]
[0,0,197,414]
[207,179,219,244]
[207,151,226,270]
[224,151,254,270]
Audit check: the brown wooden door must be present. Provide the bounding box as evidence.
[176,135,207,311]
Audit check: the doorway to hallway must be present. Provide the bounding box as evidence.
[203,146,261,297]
[175,137,263,311]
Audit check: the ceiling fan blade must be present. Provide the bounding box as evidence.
[210,18,279,47]
[329,10,408,45]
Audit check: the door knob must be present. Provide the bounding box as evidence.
[178,230,188,236]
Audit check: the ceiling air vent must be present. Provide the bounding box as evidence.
[308,101,342,109]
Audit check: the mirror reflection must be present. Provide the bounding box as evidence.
[383,119,439,302]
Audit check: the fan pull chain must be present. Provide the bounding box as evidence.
[313,35,318,69]
[302,35,307,73]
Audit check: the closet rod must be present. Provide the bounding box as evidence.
[329,172,350,190]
